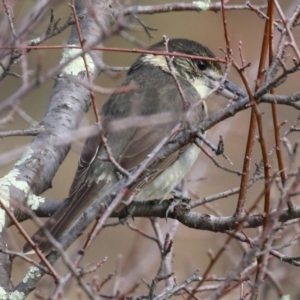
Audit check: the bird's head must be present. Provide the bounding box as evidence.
[130,38,245,100]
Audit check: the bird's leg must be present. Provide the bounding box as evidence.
[165,189,191,220]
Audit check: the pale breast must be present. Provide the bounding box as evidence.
[134,143,201,201]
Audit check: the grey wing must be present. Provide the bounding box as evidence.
[23,132,102,254]
[115,78,206,201]
[118,126,171,170]
[68,131,101,197]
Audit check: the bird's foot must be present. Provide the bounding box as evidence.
[165,192,191,220]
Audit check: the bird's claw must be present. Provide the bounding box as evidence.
[165,196,191,221]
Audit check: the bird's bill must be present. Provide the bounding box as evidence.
[208,77,246,100]
[222,79,246,99]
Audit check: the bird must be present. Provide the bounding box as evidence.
[23,38,243,255]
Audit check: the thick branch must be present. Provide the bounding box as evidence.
[2,0,116,298]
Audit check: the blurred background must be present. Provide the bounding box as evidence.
[1,0,300,299]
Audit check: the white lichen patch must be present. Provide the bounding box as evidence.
[0,287,7,300]
[8,290,25,300]
[14,147,34,166]
[27,193,45,210]
[23,266,40,283]
[1,169,28,195]
[60,47,95,77]
[0,167,45,231]
[193,0,210,10]
[30,37,41,46]
[0,182,9,226]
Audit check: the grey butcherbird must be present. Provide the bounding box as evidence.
[23,38,244,255]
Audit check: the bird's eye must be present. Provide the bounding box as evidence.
[197,60,207,71]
